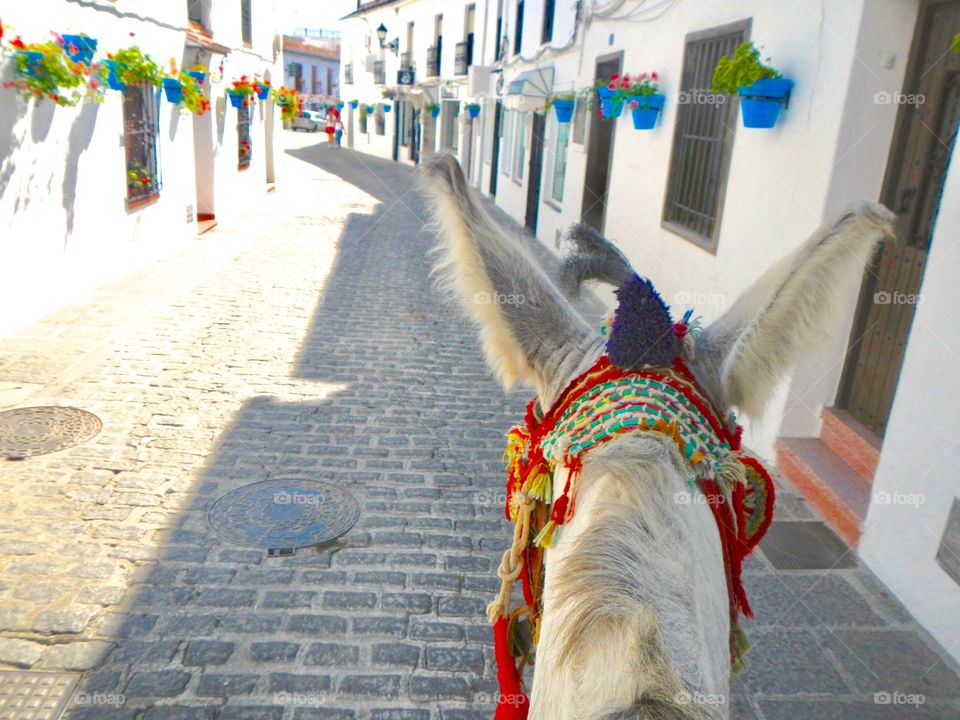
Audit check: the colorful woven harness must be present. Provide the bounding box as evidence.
[487,346,775,719]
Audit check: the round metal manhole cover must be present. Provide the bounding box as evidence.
[207,480,361,552]
[0,406,102,459]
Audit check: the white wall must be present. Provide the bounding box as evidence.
[0,0,280,336]
[859,142,960,663]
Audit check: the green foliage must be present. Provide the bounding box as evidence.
[11,40,86,106]
[178,72,210,115]
[112,46,162,87]
[953,32,960,54]
[711,41,780,95]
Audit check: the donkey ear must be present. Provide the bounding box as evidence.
[697,202,895,419]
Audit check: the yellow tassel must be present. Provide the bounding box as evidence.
[525,471,552,502]
[534,520,558,548]
[691,450,705,466]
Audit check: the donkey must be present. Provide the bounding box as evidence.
[424,155,893,720]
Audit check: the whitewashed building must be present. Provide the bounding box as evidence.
[0,0,282,335]
[340,0,960,662]
[282,30,341,111]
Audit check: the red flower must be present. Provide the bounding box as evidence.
[630,100,638,108]
[620,80,629,88]
[610,73,620,81]
[52,93,59,101]
[651,72,659,80]
[140,177,148,184]
[607,82,616,90]
[68,44,78,56]
[90,80,98,89]
[0,20,4,42]
[11,36,25,49]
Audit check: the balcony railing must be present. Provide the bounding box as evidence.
[373,60,385,85]
[344,63,353,84]
[454,41,471,76]
[426,45,439,77]
[400,52,413,72]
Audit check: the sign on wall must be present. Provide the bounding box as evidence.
[397,69,415,85]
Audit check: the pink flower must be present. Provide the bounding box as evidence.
[607,82,616,90]
[638,72,648,80]
[630,100,638,108]
[610,73,620,81]
[651,72,659,80]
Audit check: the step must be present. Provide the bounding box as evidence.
[775,437,872,547]
[197,213,217,235]
[821,406,881,481]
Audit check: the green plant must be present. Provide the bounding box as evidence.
[465,102,480,111]
[711,41,780,95]
[424,102,439,112]
[126,160,157,195]
[618,72,660,98]
[229,75,255,96]
[4,38,86,106]
[272,85,300,121]
[111,46,162,86]
[953,32,960,54]
[178,72,210,115]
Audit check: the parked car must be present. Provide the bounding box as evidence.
[290,111,322,132]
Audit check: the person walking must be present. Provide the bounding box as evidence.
[324,107,338,146]
[334,118,344,148]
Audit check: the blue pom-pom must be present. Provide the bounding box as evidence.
[607,274,678,369]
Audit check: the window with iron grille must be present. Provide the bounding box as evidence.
[512,110,526,180]
[426,46,439,77]
[241,0,252,46]
[542,0,555,44]
[572,96,586,144]
[238,104,252,169]
[454,42,469,75]
[375,105,385,135]
[344,63,354,84]
[662,21,746,250]
[515,0,524,55]
[373,60,385,85]
[441,101,459,151]
[123,83,160,205]
[360,106,368,133]
[501,109,513,175]
[550,120,569,202]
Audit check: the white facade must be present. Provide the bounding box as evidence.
[339,0,960,661]
[282,32,341,108]
[0,0,282,336]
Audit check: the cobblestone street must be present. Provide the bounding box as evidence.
[0,135,958,719]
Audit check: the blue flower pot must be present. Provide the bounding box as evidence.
[60,34,96,65]
[101,59,126,91]
[430,106,440,119]
[466,105,480,119]
[336,102,344,110]
[383,103,392,112]
[227,91,247,109]
[162,77,184,104]
[553,99,575,123]
[597,86,623,118]
[15,51,44,79]
[350,100,358,109]
[629,93,665,130]
[187,70,206,84]
[737,78,793,128]
[256,84,270,100]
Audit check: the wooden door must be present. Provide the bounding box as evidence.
[525,112,546,232]
[581,54,622,232]
[839,0,960,436]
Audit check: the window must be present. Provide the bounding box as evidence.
[187,0,208,29]
[399,101,411,147]
[241,0,252,46]
[375,105,386,135]
[123,83,160,205]
[501,109,513,175]
[360,106,368,134]
[663,22,746,249]
[550,120,569,202]
[238,104,251,169]
[572,95,586,144]
[441,100,460,151]
[515,0,524,55]
[495,1,504,61]
[542,0,555,44]
[435,15,443,74]
[464,5,475,66]
[512,111,526,179]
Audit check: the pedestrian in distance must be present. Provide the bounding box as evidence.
[334,118,344,148]
[325,107,338,146]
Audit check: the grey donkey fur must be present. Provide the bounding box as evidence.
[423,154,893,720]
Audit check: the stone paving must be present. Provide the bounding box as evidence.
[0,134,958,719]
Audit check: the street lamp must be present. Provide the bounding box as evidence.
[376,23,400,55]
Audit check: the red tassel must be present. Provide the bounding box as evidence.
[492,617,530,719]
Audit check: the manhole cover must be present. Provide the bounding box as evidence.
[0,407,101,459]
[0,671,78,720]
[759,521,857,570]
[207,480,361,553]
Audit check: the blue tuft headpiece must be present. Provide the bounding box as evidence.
[606,274,679,370]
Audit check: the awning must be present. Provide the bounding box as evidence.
[504,66,554,111]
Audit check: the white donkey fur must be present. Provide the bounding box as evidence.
[424,155,893,719]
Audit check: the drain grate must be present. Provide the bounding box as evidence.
[0,407,101,459]
[759,521,857,570]
[0,671,77,720]
[207,479,361,554]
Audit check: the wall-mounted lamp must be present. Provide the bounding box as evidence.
[376,23,400,55]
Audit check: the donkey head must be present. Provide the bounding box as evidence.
[425,155,894,421]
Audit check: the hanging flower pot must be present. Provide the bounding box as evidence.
[383,102,392,112]
[552,98,575,123]
[737,77,793,128]
[60,34,96,65]
[629,93,666,130]
[336,102,344,110]
[100,59,126,91]
[162,76,184,103]
[465,103,481,119]
[349,99,358,109]
[187,70,206,84]
[14,51,44,79]
[430,105,440,119]
[255,81,271,100]
[597,86,623,118]
[227,90,248,108]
